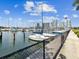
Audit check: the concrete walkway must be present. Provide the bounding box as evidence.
[56,30,79,59]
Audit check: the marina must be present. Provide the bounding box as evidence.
[0,0,78,59]
[0,29,70,59]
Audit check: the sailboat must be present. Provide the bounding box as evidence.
[28,34,49,41]
[28,3,57,41]
[28,32,58,41]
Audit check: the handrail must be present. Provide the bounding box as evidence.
[0,41,43,59]
[0,30,70,59]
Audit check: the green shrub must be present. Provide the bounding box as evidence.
[72,29,79,37]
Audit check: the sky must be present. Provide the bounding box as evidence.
[0,0,79,27]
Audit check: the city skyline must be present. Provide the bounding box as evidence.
[0,0,79,27]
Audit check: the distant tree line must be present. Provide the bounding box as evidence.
[72,27,79,29]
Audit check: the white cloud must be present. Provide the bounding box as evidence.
[14,4,18,8]
[72,14,78,18]
[4,10,10,15]
[18,18,22,21]
[30,13,39,16]
[36,3,57,13]
[24,1,57,16]
[63,15,68,18]
[24,1,35,12]
[43,16,58,23]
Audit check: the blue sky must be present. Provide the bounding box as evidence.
[0,0,79,27]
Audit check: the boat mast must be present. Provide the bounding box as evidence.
[41,2,43,34]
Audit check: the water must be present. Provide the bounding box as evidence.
[0,31,39,58]
[0,31,65,58]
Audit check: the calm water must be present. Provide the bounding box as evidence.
[0,31,63,58]
[0,31,39,57]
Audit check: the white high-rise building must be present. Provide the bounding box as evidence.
[58,21,65,30]
[43,23,50,33]
[63,17,72,30]
[51,19,58,31]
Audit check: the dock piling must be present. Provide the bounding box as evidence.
[0,32,2,39]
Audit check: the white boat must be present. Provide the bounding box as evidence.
[28,33,57,41]
[53,30,66,33]
[28,34,50,41]
[43,33,57,37]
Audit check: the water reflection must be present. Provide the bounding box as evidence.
[0,31,43,58]
[0,37,2,48]
[0,32,2,48]
[0,31,32,50]
[2,32,14,48]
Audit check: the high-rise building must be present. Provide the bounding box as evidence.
[43,23,50,33]
[35,23,41,32]
[58,21,65,30]
[51,19,58,31]
[63,17,72,30]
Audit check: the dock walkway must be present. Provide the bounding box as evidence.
[56,30,79,59]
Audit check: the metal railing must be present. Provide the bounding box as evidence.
[0,30,70,59]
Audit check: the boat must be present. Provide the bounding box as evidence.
[28,34,49,41]
[43,33,57,37]
[28,33,58,41]
[52,30,67,34]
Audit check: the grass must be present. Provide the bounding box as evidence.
[72,29,79,37]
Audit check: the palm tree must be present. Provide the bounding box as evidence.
[73,0,79,10]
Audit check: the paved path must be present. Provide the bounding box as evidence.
[56,30,79,59]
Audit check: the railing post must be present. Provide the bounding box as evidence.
[43,40,45,59]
